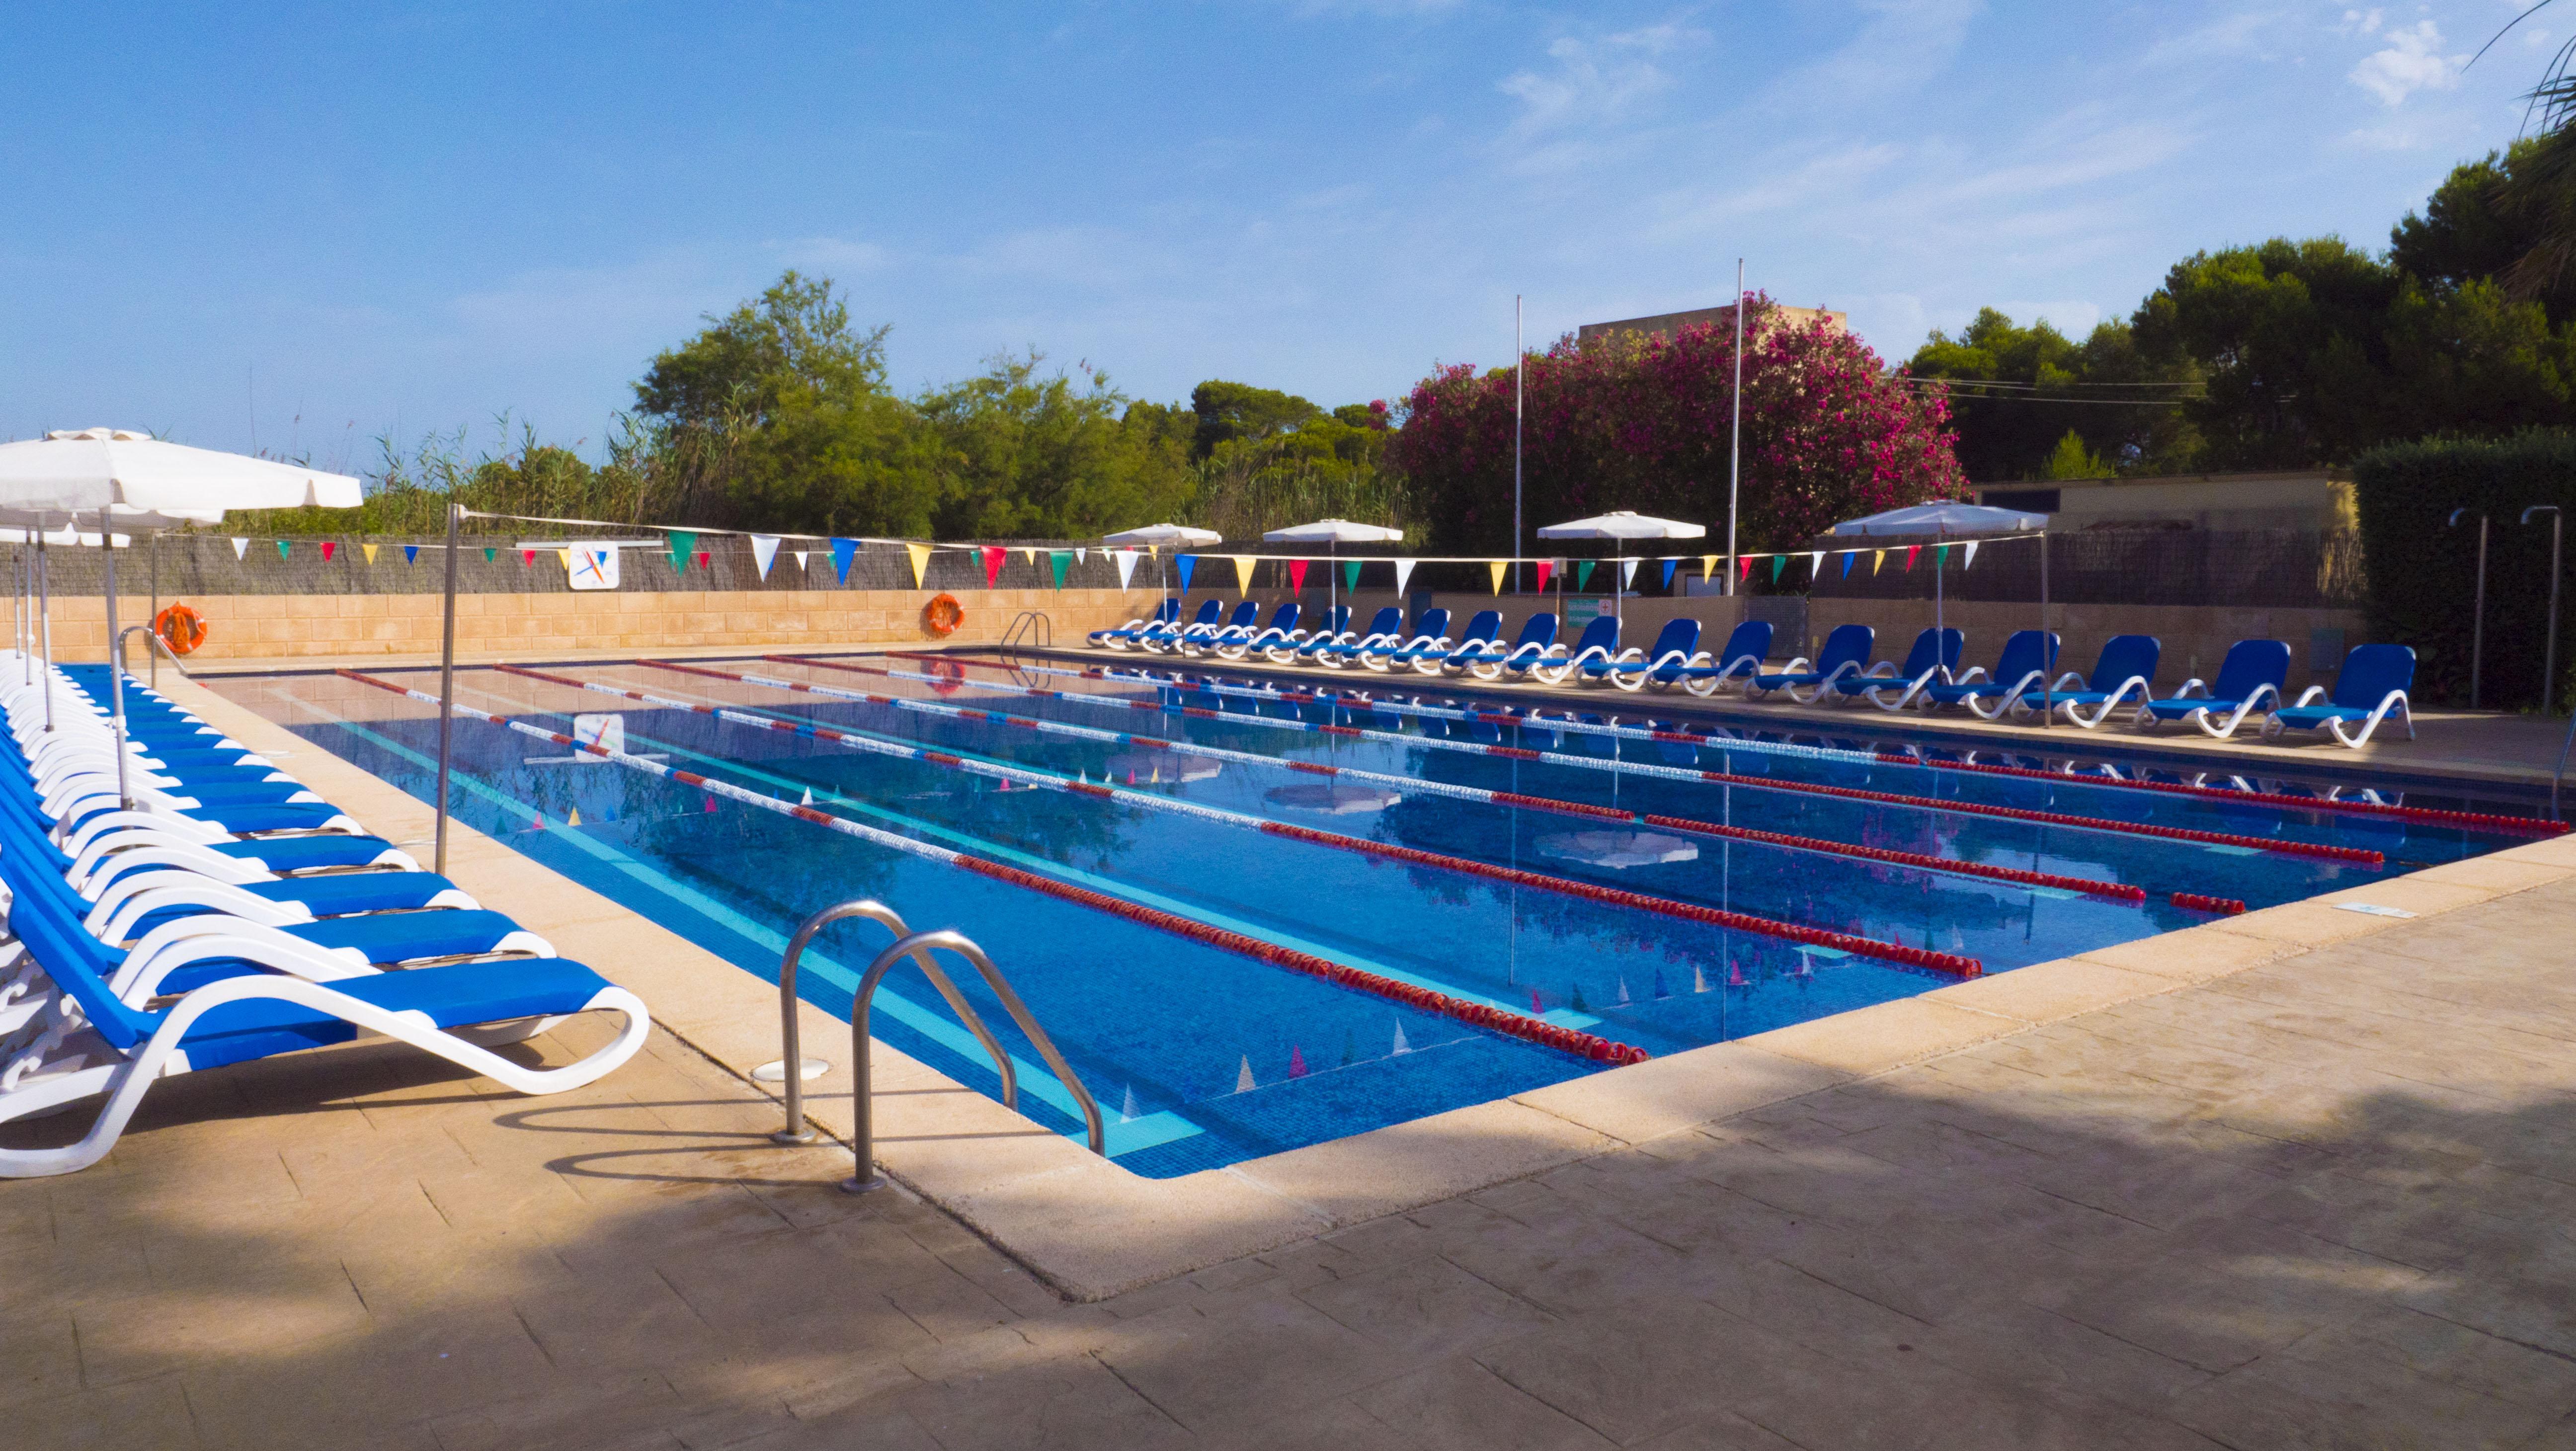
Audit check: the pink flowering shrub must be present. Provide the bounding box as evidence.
[1389,295,1967,558]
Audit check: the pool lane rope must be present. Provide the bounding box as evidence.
[923,650,2554,841]
[506,662,1986,980]
[333,667,1652,1067]
[764,654,2384,869]
[627,660,2140,903]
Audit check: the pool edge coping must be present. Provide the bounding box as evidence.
[163,670,2576,1303]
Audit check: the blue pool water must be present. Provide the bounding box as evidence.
[218,655,2547,1177]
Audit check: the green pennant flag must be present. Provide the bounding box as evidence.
[667,530,697,573]
[275,539,291,561]
[1934,543,1951,568]
[1771,555,1786,582]
[1049,551,1071,589]
[483,547,498,564]
[1575,560,1596,591]
[1342,560,1362,593]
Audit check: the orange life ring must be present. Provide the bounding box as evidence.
[153,603,208,655]
[922,593,964,637]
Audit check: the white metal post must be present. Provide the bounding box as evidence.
[435,501,461,874]
[1514,294,1525,593]
[1727,258,1744,597]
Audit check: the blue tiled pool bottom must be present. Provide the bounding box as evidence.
[220,663,2542,1178]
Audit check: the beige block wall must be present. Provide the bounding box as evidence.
[27,588,1162,662]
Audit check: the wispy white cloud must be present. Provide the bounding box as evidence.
[2143,6,2285,66]
[2349,18,2461,106]
[1761,0,1982,107]
[1498,22,1700,140]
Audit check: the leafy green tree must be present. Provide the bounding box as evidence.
[1905,311,2199,479]
[1188,381,1322,459]
[917,353,1193,538]
[2042,430,2109,480]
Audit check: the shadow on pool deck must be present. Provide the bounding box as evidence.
[12,877,2576,1448]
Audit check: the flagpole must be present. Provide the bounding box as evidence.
[38,528,54,733]
[435,500,460,874]
[1727,258,1744,599]
[1514,294,1525,595]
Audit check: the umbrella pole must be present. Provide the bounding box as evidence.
[38,531,53,733]
[101,512,129,810]
[148,530,159,687]
[435,501,461,875]
[2039,531,2051,732]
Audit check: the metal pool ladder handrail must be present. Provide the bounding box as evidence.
[1001,610,1051,650]
[770,899,1016,1144]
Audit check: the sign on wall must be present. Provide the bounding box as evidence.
[568,546,621,591]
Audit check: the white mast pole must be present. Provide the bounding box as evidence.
[1514,294,1525,594]
[1728,257,1744,597]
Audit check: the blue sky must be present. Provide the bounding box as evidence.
[0,2,2553,470]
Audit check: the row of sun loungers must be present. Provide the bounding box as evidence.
[0,658,648,1176]
[1088,599,2417,748]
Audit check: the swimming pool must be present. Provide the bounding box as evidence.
[215,651,2557,1177]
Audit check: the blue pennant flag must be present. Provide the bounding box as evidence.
[1660,559,1678,590]
[1841,552,1856,578]
[402,545,419,565]
[830,537,858,584]
[1176,554,1197,592]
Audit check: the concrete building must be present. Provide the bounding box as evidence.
[1578,302,1847,348]
[1972,468,2357,533]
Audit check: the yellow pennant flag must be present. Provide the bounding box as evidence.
[1871,550,1885,576]
[360,543,379,565]
[1020,547,1037,566]
[1231,555,1255,591]
[557,549,573,570]
[1700,554,1718,581]
[905,543,931,587]
[1489,561,1508,594]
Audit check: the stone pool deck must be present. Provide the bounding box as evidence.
[9,671,2576,1445]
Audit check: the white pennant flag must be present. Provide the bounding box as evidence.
[750,535,780,579]
[1394,559,1417,596]
[1810,551,1824,575]
[1961,541,1979,570]
[1619,558,1640,590]
[1075,547,1088,564]
[231,537,248,560]
[793,551,808,571]
[1114,548,1140,591]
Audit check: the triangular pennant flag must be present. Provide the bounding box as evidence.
[521,549,536,566]
[1049,551,1070,589]
[1075,547,1087,564]
[1619,559,1639,590]
[1114,548,1140,591]
[1842,552,1856,578]
[693,550,711,570]
[276,540,292,561]
[1904,545,1921,571]
[1488,561,1508,594]
[1230,555,1254,591]
[1771,555,1786,582]
[483,547,498,564]
[1738,556,1753,582]
[1020,547,1037,566]
[320,541,337,562]
[1933,543,1950,569]
[1962,541,1979,570]
[1661,559,1677,590]
[981,546,1007,587]
[403,544,419,565]
[1700,554,1717,581]
[231,537,248,560]
[1576,560,1596,591]
[1343,559,1361,593]
[667,530,697,572]
[1394,559,1415,595]
[750,535,780,579]
[361,543,379,565]
[903,543,929,587]
[1177,555,1198,591]
[1871,550,1885,575]
[1535,559,1555,592]
[557,548,572,569]
[832,537,859,584]
[1809,551,1824,576]
[1287,559,1308,595]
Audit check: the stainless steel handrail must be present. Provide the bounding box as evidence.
[115,624,195,681]
[843,928,1104,1194]
[1001,610,1051,650]
[769,899,1018,1146]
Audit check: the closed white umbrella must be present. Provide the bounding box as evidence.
[1536,511,1705,625]
[1263,518,1404,618]
[1104,523,1222,600]
[1830,501,2048,645]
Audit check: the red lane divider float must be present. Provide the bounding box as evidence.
[349,666,1651,1066]
[923,649,2531,843]
[1872,753,2563,839]
[2170,892,2249,916]
[1638,813,2146,902]
[786,652,2384,869]
[607,660,1986,978]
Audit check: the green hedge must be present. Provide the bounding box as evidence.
[2352,431,2576,710]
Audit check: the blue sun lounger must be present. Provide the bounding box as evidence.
[2047,635,2161,728]
[1919,631,2059,719]
[1675,620,1773,697]
[1366,608,1457,672]
[1312,606,1401,666]
[2264,644,2416,747]
[1137,599,1220,652]
[1749,624,1874,703]
[1839,628,1963,710]
[1090,598,1180,649]
[1181,600,1263,655]
[1605,617,1703,692]
[1278,604,1351,663]
[2134,639,2290,738]
[1533,615,1620,685]
[1455,613,1558,679]
[1411,610,1500,674]
[1218,602,1300,660]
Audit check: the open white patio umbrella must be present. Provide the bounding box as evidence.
[1536,510,1705,625]
[1262,518,1404,620]
[1103,522,1221,602]
[0,428,361,802]
[1830,501,2047,643]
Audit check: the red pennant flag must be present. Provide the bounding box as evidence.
[1904,545,1921,571]
[522,549,536,566]
[1533,560,1554,591]
[980,546,1007,587]
[1738,556,1753,581]
[693,550,711,570]
[1287,559,1308,595]
[320,541,337,562]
